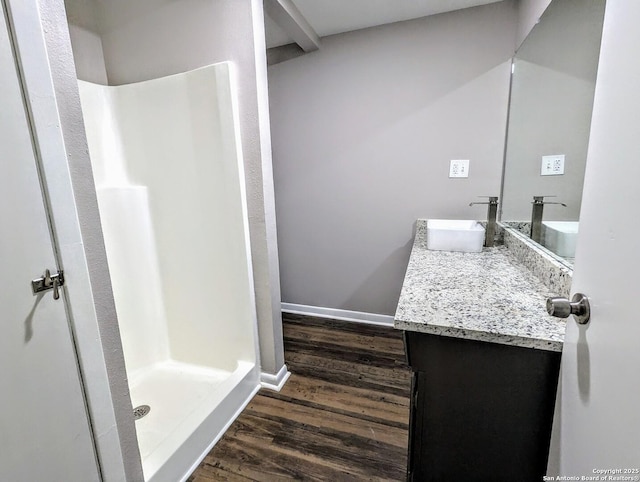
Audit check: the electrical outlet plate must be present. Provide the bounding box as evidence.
[541,155,565,176]
[449,160,469,178]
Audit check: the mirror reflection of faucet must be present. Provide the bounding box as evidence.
[530,195,567,244]
[469,196,499,247]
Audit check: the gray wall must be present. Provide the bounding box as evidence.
[269,1,517,316]
[502,0,605,221]
[64,0,285,376]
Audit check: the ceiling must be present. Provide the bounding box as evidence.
[265,0,505,49]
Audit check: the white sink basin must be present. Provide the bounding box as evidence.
[426,219,485,253]
[542,221,579,258]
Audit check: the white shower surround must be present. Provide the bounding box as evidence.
[78,63,260,481]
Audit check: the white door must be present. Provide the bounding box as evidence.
[0,2,101,480]
[548,0,640,476]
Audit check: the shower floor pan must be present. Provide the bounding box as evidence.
[128,359,256,482]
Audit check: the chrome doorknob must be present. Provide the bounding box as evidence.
[546,293,590,324]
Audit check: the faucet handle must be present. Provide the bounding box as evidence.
[469,196,499,206]
[532,195,567,207]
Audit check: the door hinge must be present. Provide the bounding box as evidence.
[31,269,65,300]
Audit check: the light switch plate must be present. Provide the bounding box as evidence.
[449,160,470,178]
[541,155,565,176]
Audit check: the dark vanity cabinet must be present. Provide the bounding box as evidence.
[403,331,561,482]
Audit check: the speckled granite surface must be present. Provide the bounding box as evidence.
[503,221,531,236]
[503,221,575,269]
[394,220,566,352]
[502,226,572,298]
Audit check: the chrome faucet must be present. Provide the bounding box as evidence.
[530,196,567,244]
[469,196,499,247]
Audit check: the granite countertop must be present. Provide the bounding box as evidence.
[394,220,567,352]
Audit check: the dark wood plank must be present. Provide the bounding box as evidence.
[282,313,411,398]
[197,437,374,482]
[227,413,405,479]
[188,314,410,481]
[245,393,408,449]
[282,312,404,339]
[265,374,409,428]
[284,337,408,373]
[189,460,254,482]
[284,349,411,397]
[283,320,406,358]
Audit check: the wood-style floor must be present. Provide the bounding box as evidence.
[188,312,411,481]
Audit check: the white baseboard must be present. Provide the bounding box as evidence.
[281,303,395,327]
[260,364,291,392]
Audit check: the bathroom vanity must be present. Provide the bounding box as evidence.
[395,220,567,481]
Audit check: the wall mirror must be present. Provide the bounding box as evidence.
[500,0,606,266]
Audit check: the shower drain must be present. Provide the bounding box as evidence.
[133,405,151,420]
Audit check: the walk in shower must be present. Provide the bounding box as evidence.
[78,63,259,481]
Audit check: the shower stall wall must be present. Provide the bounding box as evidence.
[78,63,260,482]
